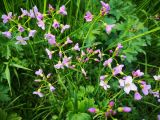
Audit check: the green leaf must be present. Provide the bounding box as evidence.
[66,111,91,120]
[5,65,11,93]
[7,113,22,120]
[0,108,7,120]
[10,64,32,71]
[0,84,10,102]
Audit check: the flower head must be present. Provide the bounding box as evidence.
[62,56,72,67]
[45,48,53,59]
[2,31,12,39]
[132,69,144,77]
[119,76,137,94]
[54,61,64,69]
[134,92,142,100]
[21,8,28,16]
[84,11,93,22]
[35,69,43,76]
[52,19,60,29]
[2,12,12,23]
[103,58,113,67]
[49,84,55,92]
[88,108,96,113]
[29,30,37,37]
[61,24,70,33]
[16,36,29,45]
[141,83,151,95]
[33,91,44,97]
[18,25,25,32]
[100,81,110,90]
[37,20,45,30]
[113,64,124,76]
[118,107,132,113]
[106,24,115,34]
[100,75,107,81]
[44,33,56,45]
[100,1,110,15]
[58,5,67,15]
[65,37,73,44]
[73,43,80,51]
[153,75,160,81]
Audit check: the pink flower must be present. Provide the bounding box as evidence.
[16,36,29,45]
[118,107,132,113]
[84,11,93,22]
[100,81,110,90]
[28,9,35,18]
[112,64,124,76]
[58,5,67,15]
[106,24,115,34]
[45,48,53,59]
[21,8,28,16]
[35,69,43,76]
[61,24,70,33]
[62,56,72,67]
[33,6,43,20]
[52,19,60,29]
[100,1,110,15]
[103,58,113,67]
[132,69,144,77]
[119,76,137,94]
[100,75,107,81]
[29,30,37,37]
[54,61,64,69]
[65,37,73,44]
[49,84,55,92]
[33,91,44,97]
[88,108,96,113]
[44,33,56,45]
[134,92,142,100]
[108,101,115,107]
[73,43,80,51]
[141,84,151,95]
[18,25,25,32]
[37,20,45,30]
[2,31,12,39]
[2,12,12,23]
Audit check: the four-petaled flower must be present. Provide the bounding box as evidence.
[113,64,124,76]
[84,11,93,22]
[100,1,110,15]
[29,30,37,37]
[103,58,113,67]
[2,31,12,39]
[2,12,12,23]
[52,19,60,29]
[73,43,80,51]
[61,24,70,33]
[58,5,67,15]
[35,69,43,76]
[16,36,29,45]
[132,69,144,77]
[44,33,56,45]
[100,80,110,90]
[119,76,137,94]
[134,92,142,100]
[153,75,160,81]
[106,24,115,34]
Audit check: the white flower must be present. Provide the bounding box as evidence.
[100,81,110,90]
[119,76,137,94]
[153,75,160,81]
